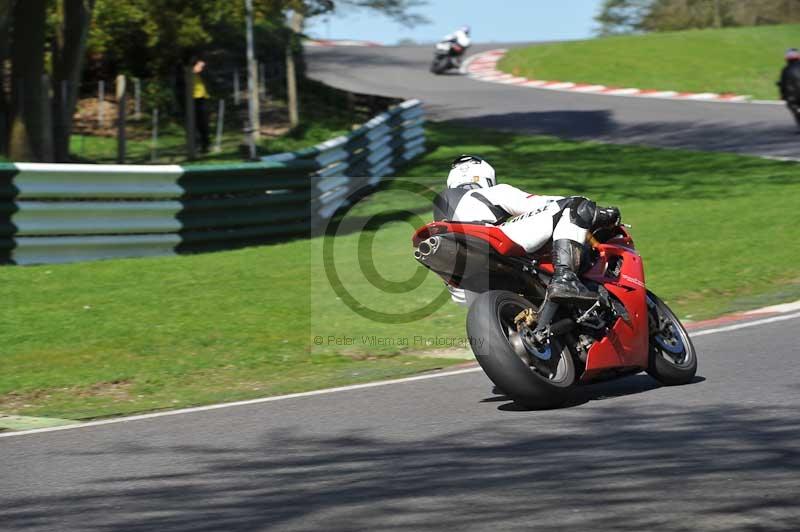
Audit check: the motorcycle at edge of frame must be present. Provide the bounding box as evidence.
[411,220,698,409]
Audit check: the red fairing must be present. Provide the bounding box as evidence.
[413,221,652,379]
[412,221,527,256]
[581,243,650,379]
[607,226,635,248]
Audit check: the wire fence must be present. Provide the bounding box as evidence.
[2,52,402,167]
[55,62,294,165]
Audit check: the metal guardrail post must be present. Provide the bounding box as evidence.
[184,66,196,161]
[116,75,127,164]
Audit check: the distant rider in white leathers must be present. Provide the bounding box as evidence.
[433,155,620,306]
[437,26,471,66]
[443,26,472,49]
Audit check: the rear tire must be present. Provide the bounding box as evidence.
[645,291,697,385]
[467,290,575,409]
[430,56,450,74]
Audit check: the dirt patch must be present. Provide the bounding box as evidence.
[0,380,135,412]
[72,97,292,139]
[259,104,292,138]
[414,348,475,360]
[337,348,474,361]
[72,98,141,138]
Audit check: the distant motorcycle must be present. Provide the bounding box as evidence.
[412,220,698,409]
[431,40,465,75]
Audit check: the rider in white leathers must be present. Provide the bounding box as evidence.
[437,26,471,66]
[434,155,620,306]
[443,26,472,49]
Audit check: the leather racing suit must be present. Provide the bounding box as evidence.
[434,184,618,305]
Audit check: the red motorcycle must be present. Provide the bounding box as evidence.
[412,220,697,409]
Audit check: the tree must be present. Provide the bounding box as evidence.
[52,0,97,162]
[331,0,428,26]
[281,0,428,127]
[0,1,16,147]
[642,0,800,31]
[8,0,51,162]
[597,0,800,34]
[1,0,95,162]
[595,0,655,35]
[0,0,428,161]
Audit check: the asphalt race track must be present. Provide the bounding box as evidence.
[306,44,800,159]
[3,44,800,532]
[2,314,800,531]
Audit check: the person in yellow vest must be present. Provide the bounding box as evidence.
[192,56,211,153]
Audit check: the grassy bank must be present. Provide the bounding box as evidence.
[498,25,798,100]
[2,123,799,421]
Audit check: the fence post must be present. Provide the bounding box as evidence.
[245,0,260,141]
[41,74,55,162]
[287,11,304,129]
[59,80,69,161]
[233,69,240,106]
[134,78,141,120]
[259,62,267,104]
[287,55,299,128]
[116,75,127,164]
[61,79,68,123]
[244,116,256,160]
[215,98,225,153]
[151,107,159,162]
[184,66,196,160]
[98,80,105,128]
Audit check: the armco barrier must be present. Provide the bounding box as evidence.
[0,99,424,265]
[263,99,425,221]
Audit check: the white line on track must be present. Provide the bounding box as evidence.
[0,368,483,439]
[749,99,786,106]
[3,311,800,440]
[690,311,800,337]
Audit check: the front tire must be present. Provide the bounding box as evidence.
[645,291,697,385]
[467,290,575,409]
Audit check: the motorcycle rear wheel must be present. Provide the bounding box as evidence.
[467,290,575,409]
[430,56,450,74]
[645,291,697,385]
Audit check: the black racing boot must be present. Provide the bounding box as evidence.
[547,239,597,303]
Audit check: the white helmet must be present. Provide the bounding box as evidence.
[447,155,496,189]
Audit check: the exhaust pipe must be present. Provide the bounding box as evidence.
[414,236,441,259]
[413,232,547,299]
[413,234,465,283]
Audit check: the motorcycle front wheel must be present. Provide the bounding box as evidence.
[467,290,575,409]
[645,291,698,385]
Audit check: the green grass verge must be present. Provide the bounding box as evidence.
[2,123,799,420]
[498,25,798,100]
